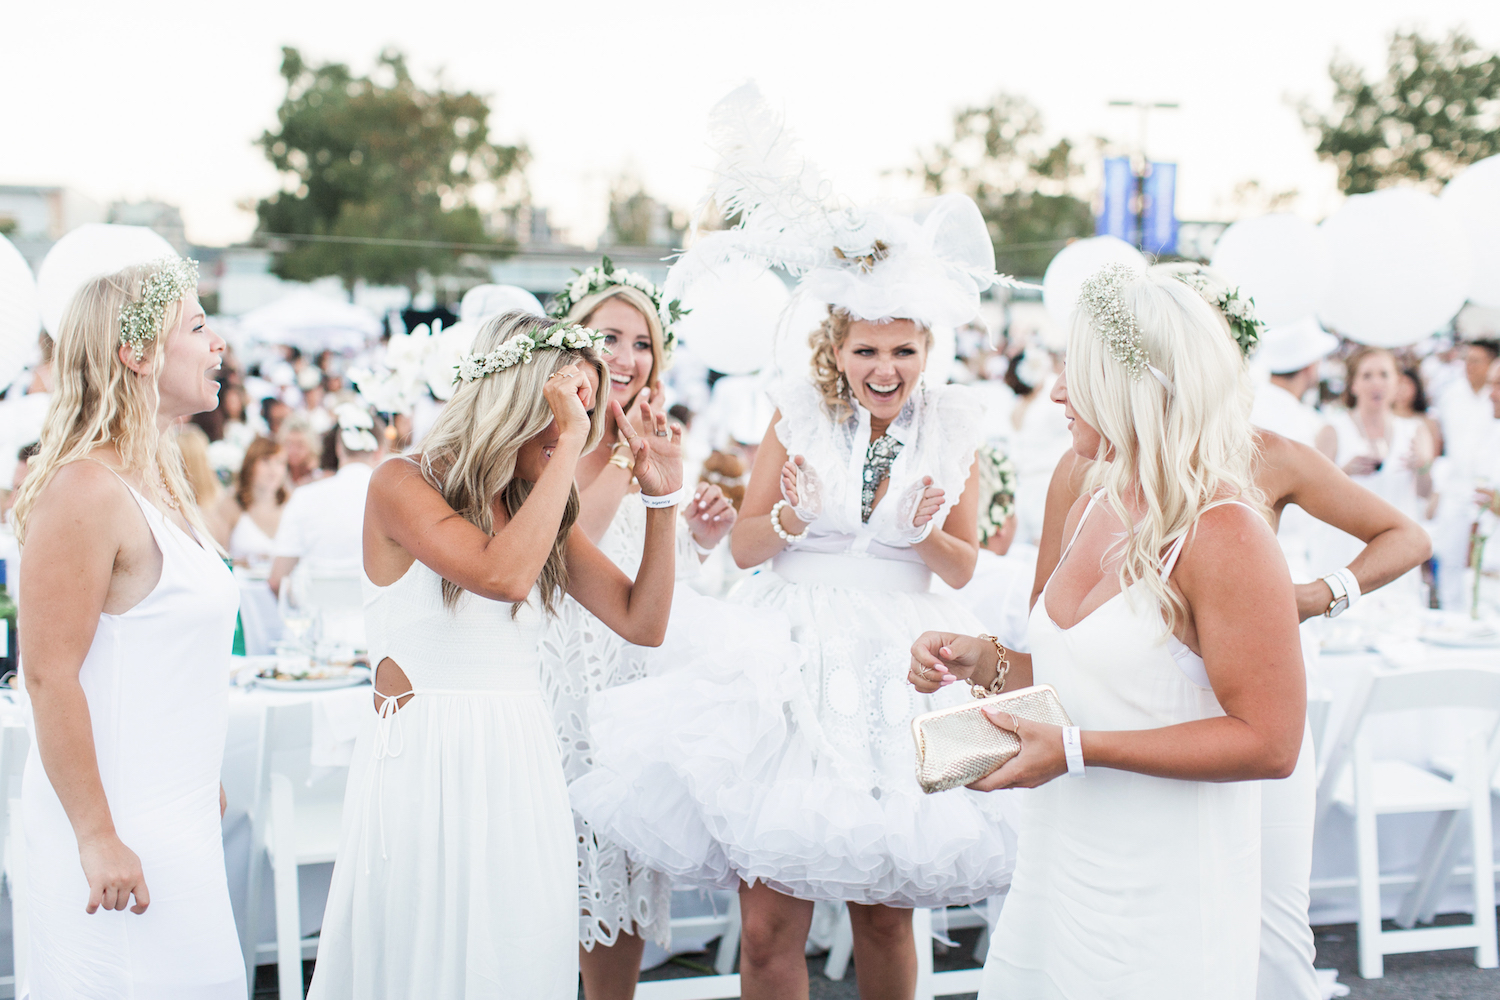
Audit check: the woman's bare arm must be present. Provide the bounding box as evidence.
[730,414,794,570]
[910,461,982,588]
[564,511,674,646]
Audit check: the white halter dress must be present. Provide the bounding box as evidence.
[22,472,244,999]
[307,561,576,999]
[980,493,1261,999]
[572,379,1019,907]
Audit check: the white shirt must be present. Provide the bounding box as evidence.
[1250,382,1325,448]
[272,462,374,572]
[1437,378,1497,467]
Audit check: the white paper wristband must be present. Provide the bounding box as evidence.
[640,486,688,509]
[1062,726,1085,777]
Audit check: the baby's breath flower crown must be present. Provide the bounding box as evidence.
[454,323,606,384]
[118,256,200,362]
[546,256,687,357]
[1079,263,1154,381]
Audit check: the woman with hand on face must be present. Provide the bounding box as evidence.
[911,264,1306,1000]
[306,312,682,1000]
[535,264,736,998]
[1329,346,1435,514]
[12,259,246,997]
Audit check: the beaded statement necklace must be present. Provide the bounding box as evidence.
[861,434,903,523]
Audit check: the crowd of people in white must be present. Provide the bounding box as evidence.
[3,86,1500,1000]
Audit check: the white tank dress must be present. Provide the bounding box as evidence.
[572,380,1020,907]
[306,561,576,999]
[21,473,244,999]
[980,494,1261,999]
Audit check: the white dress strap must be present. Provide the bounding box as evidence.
[1159,499,1256,579]
[1059,490,1107,565]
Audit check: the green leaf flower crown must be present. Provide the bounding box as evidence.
[545,256,687,357]
[977,444,1019,546]
[119,256,200,361]
[1170,267,1264,357]
[454,322,606,384]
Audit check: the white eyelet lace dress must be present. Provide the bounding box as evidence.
[22,473,244,999]
[306,561,576,999]
[572,379,1021,908]
[979,493,1261,999]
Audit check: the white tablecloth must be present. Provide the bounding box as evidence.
[1309,644,1500,925]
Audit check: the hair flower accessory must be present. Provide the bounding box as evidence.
[454,323,606,384]
[976,445,1019,546]
[546,256,686,357]
[1079,263,1174,395]
[118,256,200,361]
[334,402,378,453]
[1167,264,1264,357]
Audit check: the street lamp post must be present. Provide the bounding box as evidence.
[1105,100,1180,253]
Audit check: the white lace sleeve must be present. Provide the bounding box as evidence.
[767,378,829,460]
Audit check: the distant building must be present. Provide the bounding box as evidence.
[107,200,188,253]
[0,185,105,267]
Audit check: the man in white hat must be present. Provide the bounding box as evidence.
[1250,316,1340,459]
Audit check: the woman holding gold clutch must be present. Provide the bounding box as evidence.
[909,263,1306,1000]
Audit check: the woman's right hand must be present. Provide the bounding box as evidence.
[779,455,822,523]
[1343,454,1381,477]
[908,631,992,694]
[543,364,595,441]
[79,832,150,914]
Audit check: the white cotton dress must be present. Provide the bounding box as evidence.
[538,498,695,950]
[306,562,576,999]
[980,494,1261,1000]
[22,475,244,999]
[572,380,1020,907]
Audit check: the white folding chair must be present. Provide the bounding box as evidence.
[304,570,366,652]
[823,902,992,998]
[1319,666,1500,978]
[634,896,743,1000]
[0,724,29,998]
[240,702,348,999]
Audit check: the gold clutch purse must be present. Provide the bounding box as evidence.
[911,683,1073,794]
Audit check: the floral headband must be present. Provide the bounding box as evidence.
[1169,266,1264,358]
[454,323,606,384]
[1078,264,1175,395]
[119,256,200,362]
[546,256,686,359]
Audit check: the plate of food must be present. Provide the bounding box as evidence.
[256,659,371,690]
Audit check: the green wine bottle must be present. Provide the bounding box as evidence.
[0,559,18,682]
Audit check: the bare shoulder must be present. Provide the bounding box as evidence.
[1185,500,1281,565]
[31,460,133,520]
[369,455,429,497]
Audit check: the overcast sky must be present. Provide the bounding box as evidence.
[5,1,1498,247]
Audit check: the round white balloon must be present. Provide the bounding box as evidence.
[1440,154,1500,308]
[672,262,791,375]
[772,293,828,381]
[37,224,178,335]
[1318,189,1473,347]
[1041,236,1146,331]
[1210,214,1330,325]
[0,234,41,388]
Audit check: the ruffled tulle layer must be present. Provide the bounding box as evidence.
[570,573,1021,908]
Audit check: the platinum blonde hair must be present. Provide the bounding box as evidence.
[419,311,609,614]
[12,265,214,548]
[1068,264,1265,634]
[566,285,666,392]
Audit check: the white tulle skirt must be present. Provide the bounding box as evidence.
[571,556,1021,908]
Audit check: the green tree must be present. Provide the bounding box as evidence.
[1302,28,1500,194]
[255,47,528,291]
[916,93,1096,278]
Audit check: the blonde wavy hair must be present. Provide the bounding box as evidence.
[1068,264,1265,634]
[12,264,215,548]
[565,285,667,395]
[419,311,609,614]
[808,306,934,418]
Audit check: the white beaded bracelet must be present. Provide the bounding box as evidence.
[1062,726,1085,777]
[640,486,688,509]
[770,500,809,543]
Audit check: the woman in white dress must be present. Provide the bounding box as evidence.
[1328,346,1435,522]
[12,258,246,998]
[307,312,683,1000]
[537,262,736,999]
[910,263,1306,1000]
[223,436,287,569]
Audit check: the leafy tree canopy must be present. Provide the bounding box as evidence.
[1302,28,1500,194]
[254,47,528,290]
[916,93,1095,278]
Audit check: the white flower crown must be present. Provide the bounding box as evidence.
[454,323,606,384]
[119,256,199,361]
[545,256,686,357]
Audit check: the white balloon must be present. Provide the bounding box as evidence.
[772,293,828,381]
[926,324,957,385]
[37,224,177,335]
[1318,189,1473,347]
[1210,214,1330,325]
[672,262,791,375]
[459,284,544,323]
[1041,236,1146,330]
[1440,154,1500,308]
[0,234,41,388]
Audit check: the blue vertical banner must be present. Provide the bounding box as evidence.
[1141,162,1178,255]
[1097,157,1135,241]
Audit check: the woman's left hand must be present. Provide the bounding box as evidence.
[686,483,736,550]
[910,477,946,528]
[965,709,1067,791]
[613,397,683,499]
